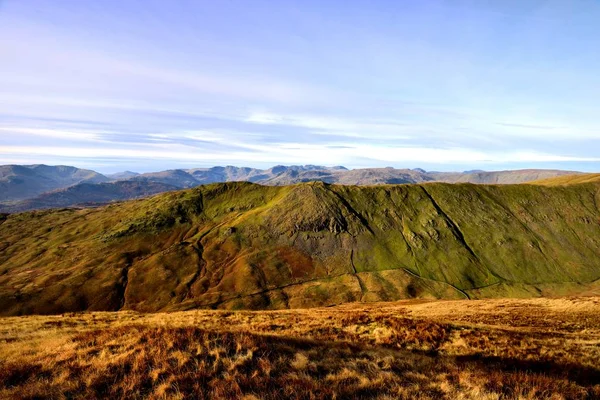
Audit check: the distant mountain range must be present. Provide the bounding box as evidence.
[0,164,585,212]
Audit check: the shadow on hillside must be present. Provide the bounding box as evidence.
[454,354,600,386]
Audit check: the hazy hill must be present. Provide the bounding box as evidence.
[1,181,599,316]
[107,171,140,180]
[430,169,581,184]
[0,180,178,213]
[0,164,109,202]
[134,166,580,187]
[257,167,432,185]
[138,165,348,187]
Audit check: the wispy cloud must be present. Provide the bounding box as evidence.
[2,141,599,168]
[246,112,413,139]
[1,1,600,172]
[492,120,600,140]
[0,127,105,142]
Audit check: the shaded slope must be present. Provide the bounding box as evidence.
[1,181,599,315]
[0,180,179,213]
[0,164,109,202]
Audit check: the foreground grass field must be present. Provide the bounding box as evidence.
[1,297,599,399]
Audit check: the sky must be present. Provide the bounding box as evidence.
[1,0,599,174]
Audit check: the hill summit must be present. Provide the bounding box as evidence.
[1,181,600,316]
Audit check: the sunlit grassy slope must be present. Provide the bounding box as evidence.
[1,181,600,315]
[1,298,599,399]
[529,173,600,186]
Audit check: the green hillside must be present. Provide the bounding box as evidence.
[1,181,600,316]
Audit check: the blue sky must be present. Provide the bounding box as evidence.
[1,0,599,173]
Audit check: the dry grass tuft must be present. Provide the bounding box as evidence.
[1,297,599,399]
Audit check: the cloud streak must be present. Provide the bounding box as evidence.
[1,1,600,172]
[2,140,599,168]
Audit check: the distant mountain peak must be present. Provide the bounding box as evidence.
[107,171,140,180]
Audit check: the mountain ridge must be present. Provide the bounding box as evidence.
[0,164,584,212]
[1,180,599,316]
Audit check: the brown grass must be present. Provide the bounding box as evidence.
[529,173,600,186]
[1,297,600,399]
